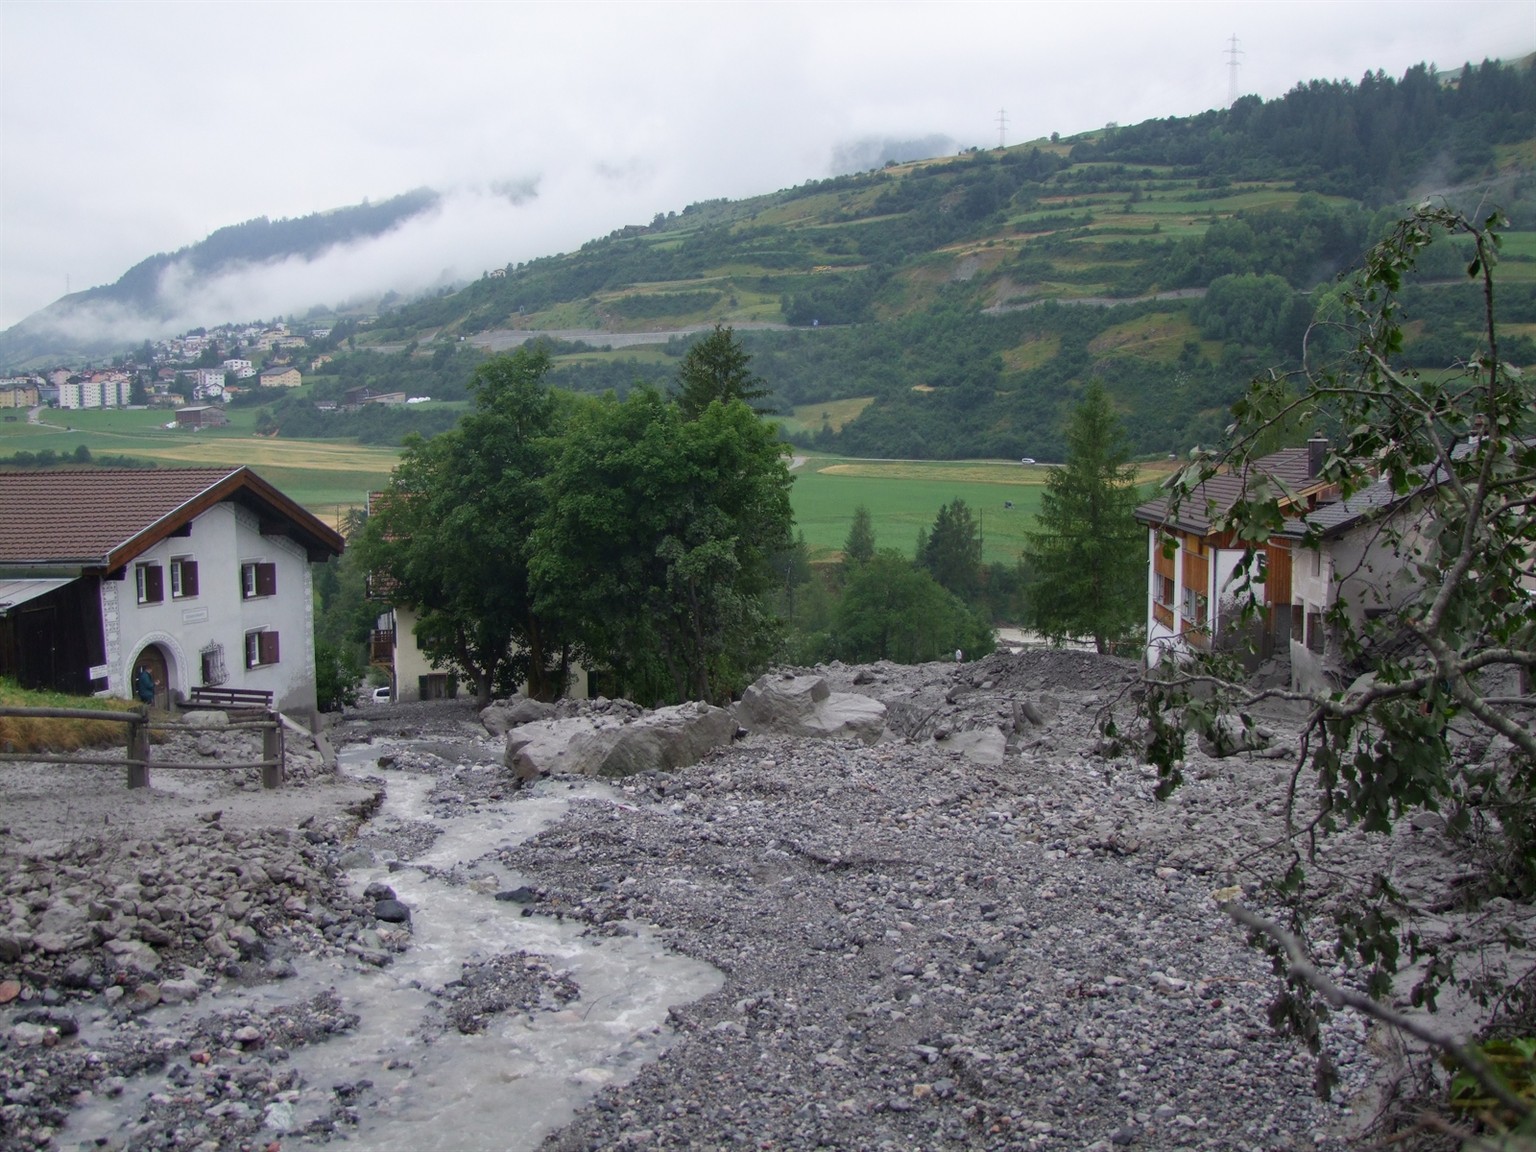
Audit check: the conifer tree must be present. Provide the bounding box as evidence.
[674,324,772,420]
[1023,381,1144,653]
[843,505,875,567]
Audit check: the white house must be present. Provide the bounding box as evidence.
[0,467,344,718]
[195,368,227,397]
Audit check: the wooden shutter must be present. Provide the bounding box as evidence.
[139,564,164,604]
[259,631,280,665]
[256,562,277,597]
[172,558,199,598]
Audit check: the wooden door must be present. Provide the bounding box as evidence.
[139,645,169,710]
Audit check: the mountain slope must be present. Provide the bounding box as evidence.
[351,56,1533,459]
[0,189,440,367]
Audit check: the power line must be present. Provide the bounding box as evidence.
[1225,34,1244,107]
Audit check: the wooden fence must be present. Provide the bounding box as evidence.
[0,705,284,790]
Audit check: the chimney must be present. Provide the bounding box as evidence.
[1307,434,1328,479]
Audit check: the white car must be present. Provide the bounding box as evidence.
[372,686,392,704]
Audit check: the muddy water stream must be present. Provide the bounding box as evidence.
[72,742,723,1151]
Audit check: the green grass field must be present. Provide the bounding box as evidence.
[4,411,1169,564]
[789,455,1055,565]
[0,408,401,526]
[777,397,875,437]
[788,454,1174,565]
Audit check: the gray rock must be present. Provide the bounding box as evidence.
[734,674,887,743]
[158,978,200,1005]
[933,726,1007,764]
[1196,713,1272,757]
[35,900,88,937]
[373,898,411,924]
[104,938,159,975]
[505,703,736,780]
[481,696,556,736]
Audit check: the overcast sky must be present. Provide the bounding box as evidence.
[1,0,1530,334]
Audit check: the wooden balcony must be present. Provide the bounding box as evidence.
[369,629,395,666]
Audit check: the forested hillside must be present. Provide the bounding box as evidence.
[341,56,1535,460]
[17,57,1536,461]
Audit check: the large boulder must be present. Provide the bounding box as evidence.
[735,673,888,744]
[505,702,735,781]
[935,726,1008,764]
[481,695,557,736]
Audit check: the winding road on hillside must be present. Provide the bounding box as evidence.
[468,321,794,353]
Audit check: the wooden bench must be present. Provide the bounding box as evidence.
[187,686,274,715]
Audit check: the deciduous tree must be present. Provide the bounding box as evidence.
[831,550,994,665]
[1132,207,1536,1116]
[357,347,569,705]
[532,387,792,704]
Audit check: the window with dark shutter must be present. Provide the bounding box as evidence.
[242,561,278,599]
[245,629,280,668]
[171,557,199,598]
[1306,611,1325,655]
[136,564,164,604]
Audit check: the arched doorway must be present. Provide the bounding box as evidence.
[135,645,170,710]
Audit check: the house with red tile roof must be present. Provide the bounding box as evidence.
[0,467,343,717]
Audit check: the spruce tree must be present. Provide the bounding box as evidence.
[1023,381,1144,654]
[843,505,875,567]
[674,324,772,420]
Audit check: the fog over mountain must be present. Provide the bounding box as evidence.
[4,186,512,354]
[1,1,1529,362]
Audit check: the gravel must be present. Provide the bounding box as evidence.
[0,649,1503,1150]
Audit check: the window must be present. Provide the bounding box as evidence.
[170,556,199,599]
[245,629,280,668]
[241,561,277,599]
[1180,586,1209,630]
[200,641,227,686]
[135,563,164,605]
[1155,573,1175,607]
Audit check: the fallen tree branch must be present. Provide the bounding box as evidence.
[1223,902,1532,1123]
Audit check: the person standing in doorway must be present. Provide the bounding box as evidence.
[134,664,155,705]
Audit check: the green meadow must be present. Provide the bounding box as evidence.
[0,408,401,527]
[3,411,1168,565]
[788,455,1054,565]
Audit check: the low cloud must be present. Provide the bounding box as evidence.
[831,135,958,174]
[15,133,927,352]
[19,176,672,348]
